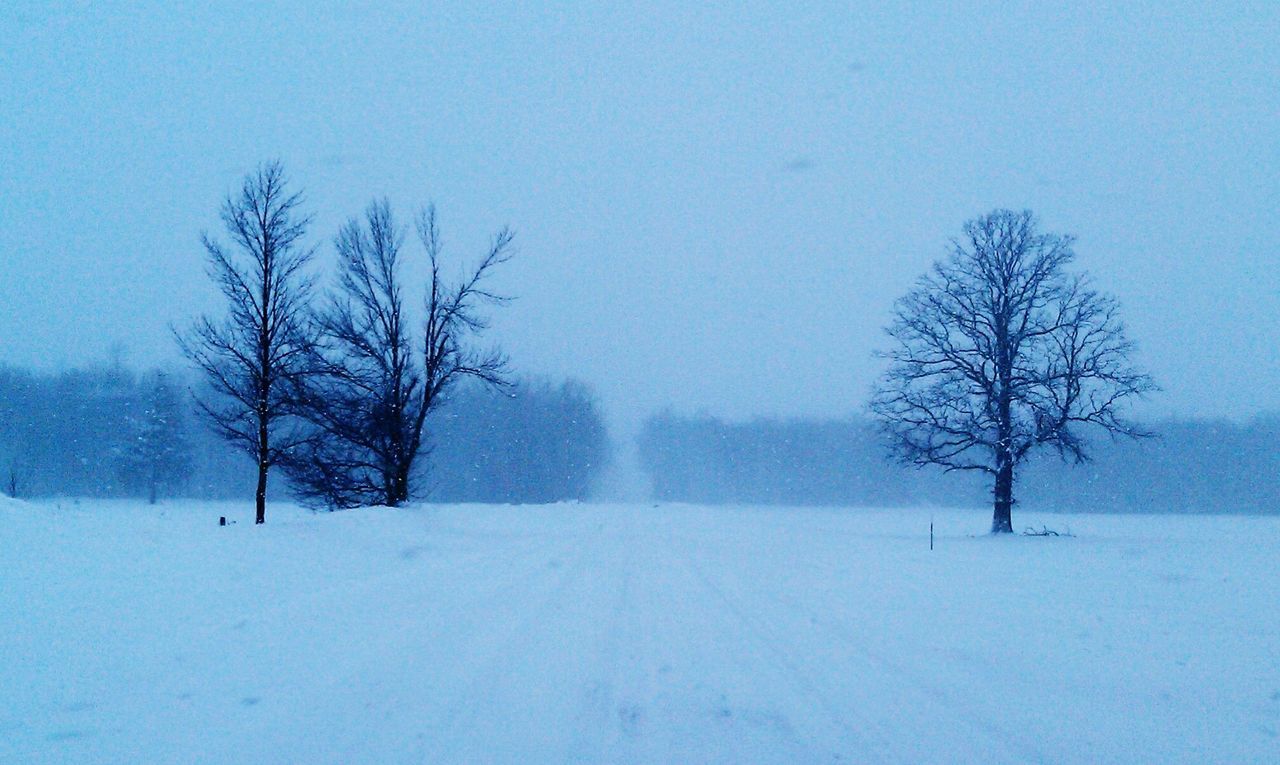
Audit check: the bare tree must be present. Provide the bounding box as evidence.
[871,210,1155,533]
[285,201,514,508]
[176,162,316,524]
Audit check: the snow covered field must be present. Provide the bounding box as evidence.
[2,497,1278,764]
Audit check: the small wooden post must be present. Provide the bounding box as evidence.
[219,516,226,527]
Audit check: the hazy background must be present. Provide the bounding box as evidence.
[3,1,1278,439]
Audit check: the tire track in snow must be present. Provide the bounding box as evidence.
[415,518,607,763]
[685,532,1045,764]
[193,519,596,764]
[768,585,1046,764]
[678,548,905,764]
[592,514,840,764]
[563,509,638,763]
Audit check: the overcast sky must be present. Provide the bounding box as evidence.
[2,2,1277,429]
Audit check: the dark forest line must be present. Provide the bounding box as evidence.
[638,412,1280,514]
[0,363,610,505]
[8,360,1278,514]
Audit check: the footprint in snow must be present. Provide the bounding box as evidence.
[716,705,792,733]
[618,703,644,736]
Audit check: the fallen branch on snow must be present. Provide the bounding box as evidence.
[1022,525,1073,537]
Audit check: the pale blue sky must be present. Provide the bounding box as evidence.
[2,2,1277,426]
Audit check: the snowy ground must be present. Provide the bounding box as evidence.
[2,498,1278,764]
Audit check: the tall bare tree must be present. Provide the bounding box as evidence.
[176,162,316,524]
[285,201,513,508]
[871,209,1155,533]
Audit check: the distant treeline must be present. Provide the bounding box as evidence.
[638,412,1280,514]
[0,364,609,504]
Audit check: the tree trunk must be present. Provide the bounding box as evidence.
[390,466,409,507]
[255,460,267,524]
[992,453,1014,534]
[256,406,269,524]
[993,342,1015,534]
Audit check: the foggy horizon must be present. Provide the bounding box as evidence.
[3,2,1278,430]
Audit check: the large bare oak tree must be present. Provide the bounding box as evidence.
[871,210,1155,533]
[285,200,514,508]
[176,162,316,524]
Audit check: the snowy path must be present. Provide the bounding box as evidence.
[2,499,1279,763]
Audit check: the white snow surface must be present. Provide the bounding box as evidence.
[2,500,1278,764]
